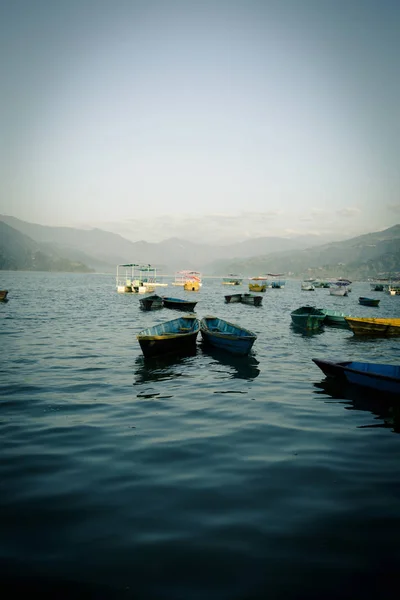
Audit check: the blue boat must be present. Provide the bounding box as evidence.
[162,296,198,311]
[200,316,257,356]
[313,358,400,395]
[358,297,380,307]
[290,306,326,330]
[137,315,200,358]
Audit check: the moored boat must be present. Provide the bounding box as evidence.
[358,297,380,307]
[240,293,263,306]
[267,273,286,288]
[184,280,200,291]
[329,279,351,296]
[290,306,326,330]
[200,316,257,355]
[162,297,198,311]
[224,293,242,303]
[222,274,243,286]
[312,358,400,395]
[0,290,8,302]
[301,282,315,291]
[172,270,202,287]
[320,309,349,326]
[139,294,164,311]
[345,317,400,336]
[137,315,200,358]
[248,282,267,292]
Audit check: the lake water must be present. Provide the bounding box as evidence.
[1,272,400,599]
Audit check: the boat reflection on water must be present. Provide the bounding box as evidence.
[313,377,400,433]
[200,345,260,380]
[290,323,325,337]
[134,348,198,384]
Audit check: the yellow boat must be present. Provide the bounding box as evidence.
[184,280,200,291]
[345,317,400,336]
[248,282,267,292]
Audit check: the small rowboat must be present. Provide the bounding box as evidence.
[0,290,8,302]
[319,309,349,325]
[313,358,400,395]
[358,297,380,307]
[291,306,326,330]
[137,315,200,358]
[345,317,400,336]
[162,297,198,311]
[240,293,263,307]
[139,294,163,311]
[225,293,242,304]
[200,316,257,356]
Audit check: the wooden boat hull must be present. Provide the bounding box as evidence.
[162,297,198,311]
[0,290,8,301]
[291,306,325,330]
[240,294,262,306]
[345,317,400,336]
[200,316,257,356]
[313,359,400,395]
[139,294,163,310]
[225,293,242,303]
[358,297,380,307]
[137,315,200,357]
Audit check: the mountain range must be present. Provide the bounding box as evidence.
[1,214,399,279]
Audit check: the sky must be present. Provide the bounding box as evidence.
[1,0,400,244]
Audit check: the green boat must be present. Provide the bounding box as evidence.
[290,306,326,330]
[320,308,349,325]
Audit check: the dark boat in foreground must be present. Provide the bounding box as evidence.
[358,297,380,307]
[240,293,263,307]
[200,316,257,356]
[312,358,400,395]
[162,296,198,311]
[0,290,8,302]
[290,306,325,330]
[139,294,164,311]
[137,315,200,358]
[224,293,242,304]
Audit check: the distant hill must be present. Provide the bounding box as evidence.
[0,215,321,272]
[0,221,93,272]
[204,225,400,278]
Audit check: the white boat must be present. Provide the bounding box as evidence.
[329,279,351,296]
[301,282,315,291]
[116,263,147,294]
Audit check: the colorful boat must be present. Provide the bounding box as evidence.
[162,297,198,311]
[248,277,267,292]
[358,297,380,307]
[240,293,263,307]
[312,358,400,395]
[290,306,326,330]
[172,270,202,287]
[0,290,8,302]
[222,274,243,286]
[225,293,243,304]
[139,294,164,311]
[200,316,257,356]
[137,315,200,358]
[345,317,400,336]
[184,280,200,291]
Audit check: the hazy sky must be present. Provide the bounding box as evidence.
[1,0,399,243]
